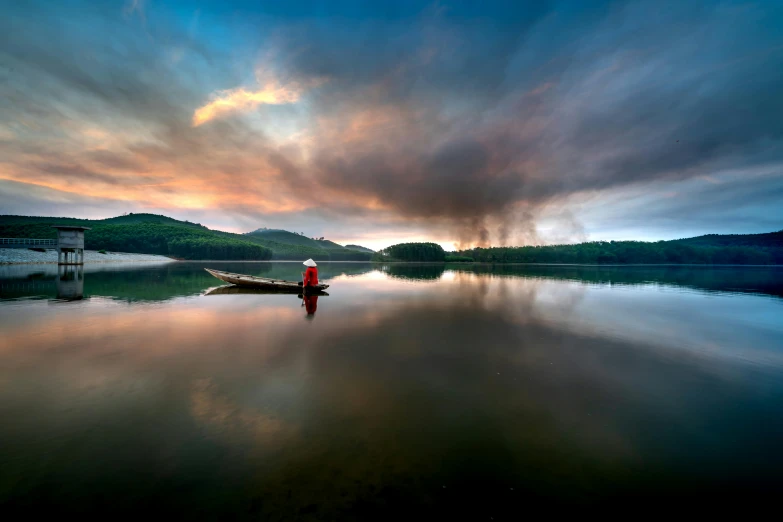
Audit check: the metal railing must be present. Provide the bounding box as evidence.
[0,238,58,247]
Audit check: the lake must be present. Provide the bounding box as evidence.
[1,262,782,517]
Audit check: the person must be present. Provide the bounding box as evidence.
[301,258,318,288]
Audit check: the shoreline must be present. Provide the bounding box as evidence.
[0,248,177,265]
[3,251,779,268]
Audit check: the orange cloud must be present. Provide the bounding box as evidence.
[192,82,304,126]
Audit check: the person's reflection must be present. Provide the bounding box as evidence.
[301,294,318,320]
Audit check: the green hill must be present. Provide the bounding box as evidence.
[318,239,349,251]
[674,230,783,249]
[0,213,207,229]
[245,229,372,260]
[0,214,373,261]
[0,214,271,260]
[246,229,322,248]
[345,244,375,253]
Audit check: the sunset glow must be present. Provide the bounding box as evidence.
[193,82,305,126]
[1,0,781,247]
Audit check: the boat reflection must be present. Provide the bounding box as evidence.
[203,284,325,321]
[204,285,329,297]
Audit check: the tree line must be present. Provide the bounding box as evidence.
[3,214,780,264]
[458,241,783,265]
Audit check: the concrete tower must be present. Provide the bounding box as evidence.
[52,225,91,265]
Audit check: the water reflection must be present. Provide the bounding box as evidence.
[451,263,783,298]
[1,264,782,515]
[55,264,84,301]
[3,262,783,302]
[302,293,318,319]
[381,263,445,280]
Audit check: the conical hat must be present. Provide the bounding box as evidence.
[303,258,317,267]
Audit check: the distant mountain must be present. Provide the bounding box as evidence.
[247,229,324,248]
[244,229,372,260]
[345,244,375,253]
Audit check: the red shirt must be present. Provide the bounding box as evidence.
[303,266,319,286]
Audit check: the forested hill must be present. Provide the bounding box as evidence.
[0,214,373,261]
[674,230,783,248]
[0,214,271,260]
[458,230,783,265]
[0,213,206,228]
[244,228,374,260]
[345,244,375,253]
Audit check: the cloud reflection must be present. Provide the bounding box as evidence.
[1,268,782,511]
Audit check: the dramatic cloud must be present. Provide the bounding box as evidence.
[1,0,781,247]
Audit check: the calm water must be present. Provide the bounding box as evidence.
[1,262,782,517]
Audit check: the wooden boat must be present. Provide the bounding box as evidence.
[204,285,329,296]
[204,268,330,293]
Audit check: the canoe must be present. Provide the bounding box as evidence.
[204,268,330,292]
[204,285,329,296]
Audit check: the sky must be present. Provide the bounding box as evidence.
[1,0,782,250]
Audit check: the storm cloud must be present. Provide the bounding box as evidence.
[1,0,781,246]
